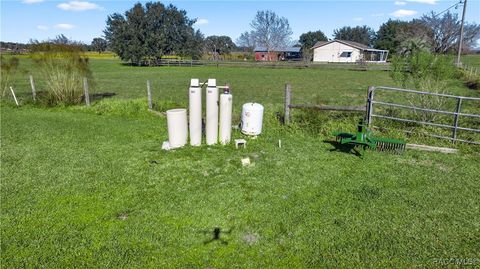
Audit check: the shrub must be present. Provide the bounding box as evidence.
[30,42,93,106]
[407,79,449,122]
[390,50,457,89]
[390,49,459,123]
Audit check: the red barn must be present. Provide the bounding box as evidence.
[254,47,302,61]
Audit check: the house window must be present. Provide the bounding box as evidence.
[340,51,352,58]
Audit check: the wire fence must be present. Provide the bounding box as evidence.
[135,59,391,71]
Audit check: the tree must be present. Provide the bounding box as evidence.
[177,29,204,60]
[299,30,328,49]
[236,31,256,52]
[299,30,328,61]
[420,11,480,54]
[104,2,203,64]
[91,37,108,53]
[204,35,236,60]
[249,10,293,60]
[397,19,433,48]
[374,20,409,54]
[333,25,375,46]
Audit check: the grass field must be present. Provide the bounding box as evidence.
[1,57,480,268]
[461,54,480,68]
[5,57,477,107]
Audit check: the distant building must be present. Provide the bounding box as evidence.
[311,40,388,63]
[254,47,302,61]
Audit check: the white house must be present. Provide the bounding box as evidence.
[311,40,388,63]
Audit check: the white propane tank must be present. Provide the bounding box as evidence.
[219,89,233,145]
[241,103,264,136]
[189,78,202,146]
[206,79,218,145]
[166,109,188,148]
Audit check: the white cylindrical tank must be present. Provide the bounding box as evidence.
[241,103,264,136]
[189,78,202,146]
[166,109,188,148]
[206,79,218,145]
[219,92,233,145]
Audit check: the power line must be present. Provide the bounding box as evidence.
[434,0,463,17]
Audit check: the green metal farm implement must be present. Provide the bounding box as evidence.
[332,119,406,155]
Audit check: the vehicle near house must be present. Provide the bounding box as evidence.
[311,39,388,63]
[254,47,302,61]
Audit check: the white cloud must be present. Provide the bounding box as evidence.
[57,1,102,11]
[395,1,407,5]
[406,0,437,4]
[353,17,363,22]
[195,18,209,25]
[390,9,418,17]
[37,25,49,30]
[54,23,75,30]
[22,0,44,3]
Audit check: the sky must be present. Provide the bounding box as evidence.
[1,0,479,45]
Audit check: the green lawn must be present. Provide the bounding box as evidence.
[1,58,480,268]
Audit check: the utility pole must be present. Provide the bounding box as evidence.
[456,0,467,67]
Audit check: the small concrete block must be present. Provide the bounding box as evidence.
[162,141,171,151]
[241,157,251,166]
[235,139,247,149]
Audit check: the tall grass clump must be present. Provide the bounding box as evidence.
[0,56,20,98]
[30,41,93,106]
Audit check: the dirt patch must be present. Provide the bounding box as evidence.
[243,233,259,245]
[117,212,128,221]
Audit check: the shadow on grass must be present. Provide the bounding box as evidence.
[323,140,362,157]
[200,227,234,245]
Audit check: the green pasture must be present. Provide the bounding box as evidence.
[1,56,480,268]
[5,57,476,107]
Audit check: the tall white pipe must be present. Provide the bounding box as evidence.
[189,78,202,146]
[166,109,188,148]
[219,91,233,145]
[206,79,218,145]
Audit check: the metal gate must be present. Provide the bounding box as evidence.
[366,86,480,145]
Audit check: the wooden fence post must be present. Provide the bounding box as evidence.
[29,75,36,102]
[147,80,152,110]
[83,77,90,106]
[10,87,19,107]
[284,83,291,125]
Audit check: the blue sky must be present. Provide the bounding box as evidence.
[1,0,479,44]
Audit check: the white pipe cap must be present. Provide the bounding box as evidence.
[208,78,216,87]
[190,78,199,87]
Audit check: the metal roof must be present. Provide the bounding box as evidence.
[254,46,301,53]
[311,39,387,52]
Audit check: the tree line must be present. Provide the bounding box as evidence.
[102,1,478,63]
[4,1,479,64]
